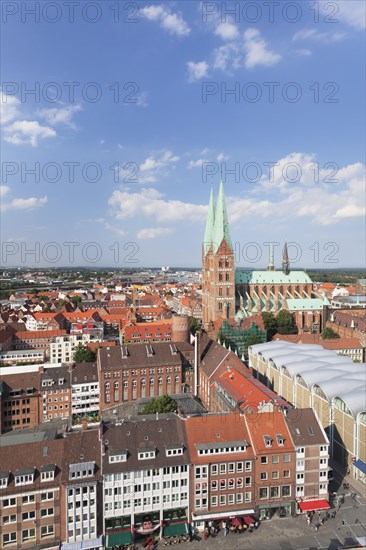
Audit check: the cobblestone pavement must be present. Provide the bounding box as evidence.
[136,487,366,550]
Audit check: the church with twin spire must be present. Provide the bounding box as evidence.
[202,181,326,333]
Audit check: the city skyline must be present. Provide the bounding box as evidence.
[1,1,365,268]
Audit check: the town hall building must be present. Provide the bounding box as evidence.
[202,181,328,334]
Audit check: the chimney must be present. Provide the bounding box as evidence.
[81,417,88,431]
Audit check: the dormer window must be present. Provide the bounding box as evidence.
[58,378,64,385]
[263,435,272,447]
[276,434,284,446]
[40,465,56,482]
[0,473,9,488]
[166,446,183,457]
[69,462,95,480]
[15,468,35,486]
[109,451,128,463]
[138,448,156,460]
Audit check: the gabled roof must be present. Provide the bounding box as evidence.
[235,270,313,285]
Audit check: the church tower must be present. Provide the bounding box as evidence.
[282,242,290,275]
[202,180,235,330]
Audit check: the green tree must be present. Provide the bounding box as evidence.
[140,395,178,415]
[276,310,297,335]
[246,333,263,347]
[321,327,340,339]
[262,312,278,339]
[38,295,49,302]
[190,317,200,335]
[71,295,82,305]
[73,344,96,363]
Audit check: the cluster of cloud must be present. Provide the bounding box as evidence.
[140,5,190,36]
[0,185,48,213]
[1,90,81,147]
[107,154,365,239]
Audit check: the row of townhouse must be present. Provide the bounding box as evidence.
[0,409,330,550]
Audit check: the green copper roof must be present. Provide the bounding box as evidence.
[286,298,326,310]
[212,179,232,253]
[203,187,215,253]
[235,270,313,285]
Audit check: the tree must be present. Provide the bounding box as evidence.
[71,295,82,305]
[73,344,96,363]
[321,327,340,339]
[190,317,200,335]
[246,333,263,347]
[262,312,278,340]
[140,395,178,415]
[276,310,297,335]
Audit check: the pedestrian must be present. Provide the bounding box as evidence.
[315,522,319,532]
[307,516,311,525]
[222,521,228,537]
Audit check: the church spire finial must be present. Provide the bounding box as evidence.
[282,242,290,275]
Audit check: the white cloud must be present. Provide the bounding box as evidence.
[217,152,229,162]
[243,28,282,68]
[3,120,56,146]
[292,28,346,42]
[187,61,209,82]
[117,143,124,150]
[187,158,209,169]
[137,227,175,239]
[0,91,20,124]
[0,185,10,197]
[132,149,180,183]
[213,28,281,72]
[109,188,207,223]
[104,222,126,236]
[37,104,82,128]
[140,5,190,36]
[2,195,48,212]
[214,21,239,40]
[322,0,366,30]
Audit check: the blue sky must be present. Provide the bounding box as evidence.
[1,1,365,268]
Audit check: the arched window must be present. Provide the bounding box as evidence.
[105,382,110,390]
[334,397,353,417]
[132,379,137,387]
[141,379,146,386]
[123,381,128,388]
[114,381,119,389]
[150,377,154,385]
[158,377,163,385]
[167,376,171,384]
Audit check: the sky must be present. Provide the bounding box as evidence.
[1,0,365,269]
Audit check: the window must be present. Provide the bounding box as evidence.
[15,473,34,485]
[260,456,268,464]
[3,498,16,507]
[211,464,218,475]
[3,515,16,524]
[220,495,226,505]
[283,470,290,478]
[228,494,235,504]
[237,493,243,504]
[41,525,54,538]
[245,461,252,471]
[282,485,291,497]
[220,464,226,474]
[3,533,16,546]
[245,491,251,502]
[41,470,54,482]
[297,473,304,480]
[297,447,305,454]
[109,454,127,463]
[272,471,279,479]
[22,511,36,521]
[260,472,268,480]
[272,455,280,464]
[270,486,279,498]
[41,508,54,518]
[138,450,156,460]
[211,495,218,507]
[284,454,291,463]
[228,462,235,473]
[237,462,243,472]
[41,491,54,501]
[166,448,183,457]
[22,529,35,543]
[259,487,268,499]
[22,495,35,504]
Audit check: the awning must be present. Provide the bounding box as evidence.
[106,531,132,547]
[192,509,255,521]
[61,536,103,550]
[163,522,189,537]
[354,459,366,475]
[243,516,255,525]
[298,500,330,512]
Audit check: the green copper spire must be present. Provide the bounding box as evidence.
[203,186,215,255]
[212,178,232,253]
